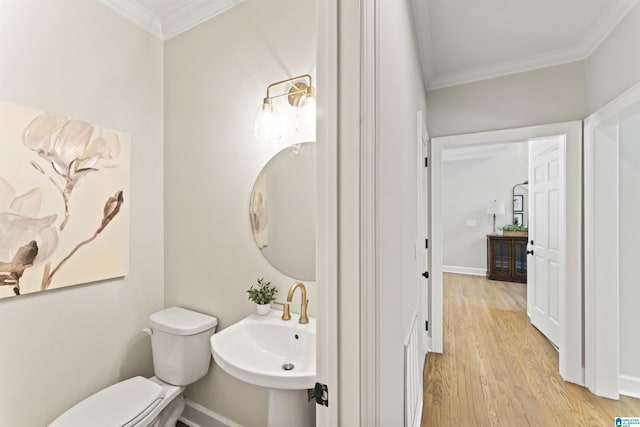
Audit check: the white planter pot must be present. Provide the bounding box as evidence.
[256,303,271,315]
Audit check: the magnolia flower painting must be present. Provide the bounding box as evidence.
[0,100,129,299]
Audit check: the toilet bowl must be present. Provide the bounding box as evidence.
[49,307,217,427]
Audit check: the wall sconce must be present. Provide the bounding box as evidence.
[487,200,505,233]
[254,74,316,140]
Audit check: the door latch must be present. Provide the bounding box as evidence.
[308,382,329,407]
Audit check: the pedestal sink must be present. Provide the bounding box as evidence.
[210,309,316,427]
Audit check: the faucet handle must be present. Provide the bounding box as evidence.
[272,301,291,321]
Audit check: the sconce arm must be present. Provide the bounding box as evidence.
[265,74,313,101]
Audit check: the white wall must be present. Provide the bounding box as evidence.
[619,110,640,380]
[442,143,528,271]
[0,2,164,426]
[377,0,428,423]
[163,1,317,425]
[586,3,640,114]
[426,61,588,137]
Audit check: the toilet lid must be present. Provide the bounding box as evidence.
[149,306,217,336]
[49,376,164,427]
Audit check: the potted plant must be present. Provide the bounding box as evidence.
[247,278,278,315]
[501,224,528,237]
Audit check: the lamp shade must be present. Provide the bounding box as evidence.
[487,200,505,215]
[254,100,281,140]
[296,93,316,134]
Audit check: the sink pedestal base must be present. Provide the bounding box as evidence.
[267,389,315,427]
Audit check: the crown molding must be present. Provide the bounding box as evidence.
[579,0,640,58]
[162,0,247,39]
[426,46,585,90]
[412,0,435,89]
[100,0,162,39]
[426,0,640,90]
[100,0,247,40]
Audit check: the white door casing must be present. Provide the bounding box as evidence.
[316,0,340,424]
[430,141,444,354]
[431,121,582,384]
[585,118,619,399]
[584,81,640,399]
[527,136,565,348]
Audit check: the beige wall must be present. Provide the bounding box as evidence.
[426,61,588,137]
[164,0,316,425]
[0,1,164,426]
[586,3,640,113]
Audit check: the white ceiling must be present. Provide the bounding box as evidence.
[414,0,640,89]
[102,0,639,89]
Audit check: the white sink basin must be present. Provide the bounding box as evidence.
[210,309,316,390]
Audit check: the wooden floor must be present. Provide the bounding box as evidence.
[421,273,640,426]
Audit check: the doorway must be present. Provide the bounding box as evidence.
[585,81,640,399]
[430,121,583,385]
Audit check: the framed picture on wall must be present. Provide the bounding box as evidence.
[513,195,523,212]
[513,213,524,226]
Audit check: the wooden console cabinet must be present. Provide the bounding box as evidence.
[486,234,528,283]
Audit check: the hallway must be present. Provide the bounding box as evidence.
[421,273,640,425]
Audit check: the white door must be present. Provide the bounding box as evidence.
[527,136,565,347]
[417,111,430,354]
[404,110,429,427]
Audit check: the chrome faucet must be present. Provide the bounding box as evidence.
[286,282,309,324]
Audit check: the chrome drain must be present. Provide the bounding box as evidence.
[282,363,295,371]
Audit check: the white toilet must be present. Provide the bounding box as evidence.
[49,306,218,427]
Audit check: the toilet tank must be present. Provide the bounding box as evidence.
[148,307,218,386]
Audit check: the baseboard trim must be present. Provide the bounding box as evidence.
[414,398,424,427]
[179,399,243,427]
[442,265,486,276]
[619,375,640,399]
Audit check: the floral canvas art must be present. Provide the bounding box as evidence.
[0,100,129,299]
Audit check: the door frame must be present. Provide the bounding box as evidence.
[430,121,583,384]
[584,81,640,399]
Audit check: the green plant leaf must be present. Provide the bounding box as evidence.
[501,224,528,232]
[247,277,278,304]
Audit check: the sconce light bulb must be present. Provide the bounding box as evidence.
[254,98,282,140]
[296,92,316,135]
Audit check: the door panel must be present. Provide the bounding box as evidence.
[549,261,560,321]
[528,137,564,347]
[533,256,547,309]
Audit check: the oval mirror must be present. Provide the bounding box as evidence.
[250,142,315,280]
